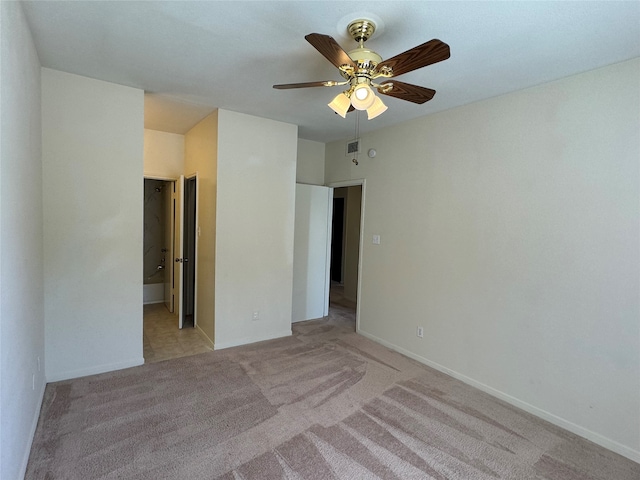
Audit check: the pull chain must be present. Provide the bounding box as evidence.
[352,111,360,165]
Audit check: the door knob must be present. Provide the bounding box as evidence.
[175,258,183,263]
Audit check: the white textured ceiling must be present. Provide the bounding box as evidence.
[21,1,640,143]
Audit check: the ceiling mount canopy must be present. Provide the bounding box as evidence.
[273,17,450,120]
[347,18,376,43]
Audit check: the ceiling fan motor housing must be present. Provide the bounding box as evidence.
[348,48,382,69]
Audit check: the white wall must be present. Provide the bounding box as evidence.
[42,68,145,381]
[296,138,325,185]
[144,128,184,179]
[0,3,46,478]
[215,110,297,348]
[325,59,640,461]
[184,111,218,345]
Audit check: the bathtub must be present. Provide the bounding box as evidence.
[143,277,165,304]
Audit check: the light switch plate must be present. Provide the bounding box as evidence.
[373,235,381,245]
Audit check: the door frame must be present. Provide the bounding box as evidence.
[143,174,198,329]
[327,179,365,332]
[144,175,178,313]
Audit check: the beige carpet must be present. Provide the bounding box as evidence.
[26,305,639,479]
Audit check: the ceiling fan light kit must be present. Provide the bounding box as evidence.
[351,83,376,110]
[273,18,450,120]
[328,92,351,118]
[366,96,388,120]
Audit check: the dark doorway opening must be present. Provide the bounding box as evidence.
[330,197,345,283]
[183,176,197,328]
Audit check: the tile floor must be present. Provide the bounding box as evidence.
[143,303,213,363]
[143,285,356,363]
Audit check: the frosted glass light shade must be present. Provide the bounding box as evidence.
[366,96,387,120]
[328,92,351,118]
[350,84,376,110]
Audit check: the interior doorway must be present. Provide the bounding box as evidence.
[290,181,364,330]
[330,197,345,283]
[143,179,173,306]
[182,176,197,328]
[329,185,363,316]
[143,176,197,330]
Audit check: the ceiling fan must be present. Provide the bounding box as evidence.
[273,19,450,120]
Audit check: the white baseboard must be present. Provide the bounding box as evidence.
[214,329,292,350]
[357,329,640,464]
[292,316,323,324]
[46,357,145,383]
[19,379,47,480]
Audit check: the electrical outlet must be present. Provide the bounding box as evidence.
[416,326,424,338]
[252,310,260,321]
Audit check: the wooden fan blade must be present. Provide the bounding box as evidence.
[376,80,436,104]
[305,33,356,69]
[376,39,450,77]
[273,81,337,89]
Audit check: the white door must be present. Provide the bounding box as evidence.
[292,184,332,323]
[173,175,185,329]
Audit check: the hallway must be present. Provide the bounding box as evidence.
[143,303,213,363]
[325,282,357,331]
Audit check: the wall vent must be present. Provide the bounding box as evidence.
[346,138,360,156]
